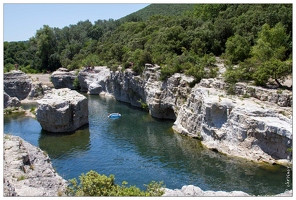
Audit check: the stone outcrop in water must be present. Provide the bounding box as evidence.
[50,68,77,89]
[3,134,68,196]
[36,88,89,132]
[62,60,292,166]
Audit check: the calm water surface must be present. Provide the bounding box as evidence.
[3,95,291,195]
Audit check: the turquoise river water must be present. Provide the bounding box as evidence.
[3,94,292,196]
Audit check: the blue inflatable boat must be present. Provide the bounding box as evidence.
[108,113,121,119]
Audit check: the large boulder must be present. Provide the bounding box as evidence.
[3,70,47,107]
[50,68,77,89]
[4,92,21,108]
[36,88,88,132]
[4,70,32,100]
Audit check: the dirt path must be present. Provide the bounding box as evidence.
[28,74,53,87]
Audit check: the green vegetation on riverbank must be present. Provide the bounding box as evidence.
[66,170,165,196]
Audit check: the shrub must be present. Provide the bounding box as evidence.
[138,99,149,112]
[17,175,26,181]
[73,77,81,90]
[30,106,36,114]
[66,170,165,196]
[4,63,15,73]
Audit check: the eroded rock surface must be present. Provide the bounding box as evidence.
[4,70,32,101]
[50,68,77,89]
[4,70,48,108]
[4,91,21,108]
[173,85,292,166]
[3,134,68,196]
[162,185,292,197]
[36,88,88,132]
[163,185,250,196]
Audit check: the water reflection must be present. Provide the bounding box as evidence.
[38,125,91,159]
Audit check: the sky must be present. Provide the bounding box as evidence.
[2,0,291,42]
[2,2,150,42]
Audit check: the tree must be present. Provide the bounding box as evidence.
[35,25,60,71]
[252,58,292,87]
[251,23,291,87]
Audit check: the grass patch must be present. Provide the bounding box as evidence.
[17,175,26,181]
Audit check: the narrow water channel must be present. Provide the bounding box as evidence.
[3,94,291,195]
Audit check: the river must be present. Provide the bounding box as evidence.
[3,94,291,196]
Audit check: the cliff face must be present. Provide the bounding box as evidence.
[173,83,292,165]
[78,63,292,166]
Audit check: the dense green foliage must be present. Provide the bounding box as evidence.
[224,22,292,87]
[119,4,195,22]
[4,4,292,87]
[66,170,165,196]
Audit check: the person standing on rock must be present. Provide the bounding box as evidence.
[14,64,19,71]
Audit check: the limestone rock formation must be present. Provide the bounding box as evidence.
[26,79,45,100]
[163,185,250,196]
[162,185,292,196]
[78,66,112,95]
[36,88,88,132]
[50,68,77,89]
[173,83,292,165]
[4,91,21,108]
[4,70,32,100]
[3,134,68,196]
[4,70,48,108]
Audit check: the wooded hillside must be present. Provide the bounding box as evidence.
[4,4,292,87]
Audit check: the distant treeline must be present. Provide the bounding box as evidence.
[4,4,292,87]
